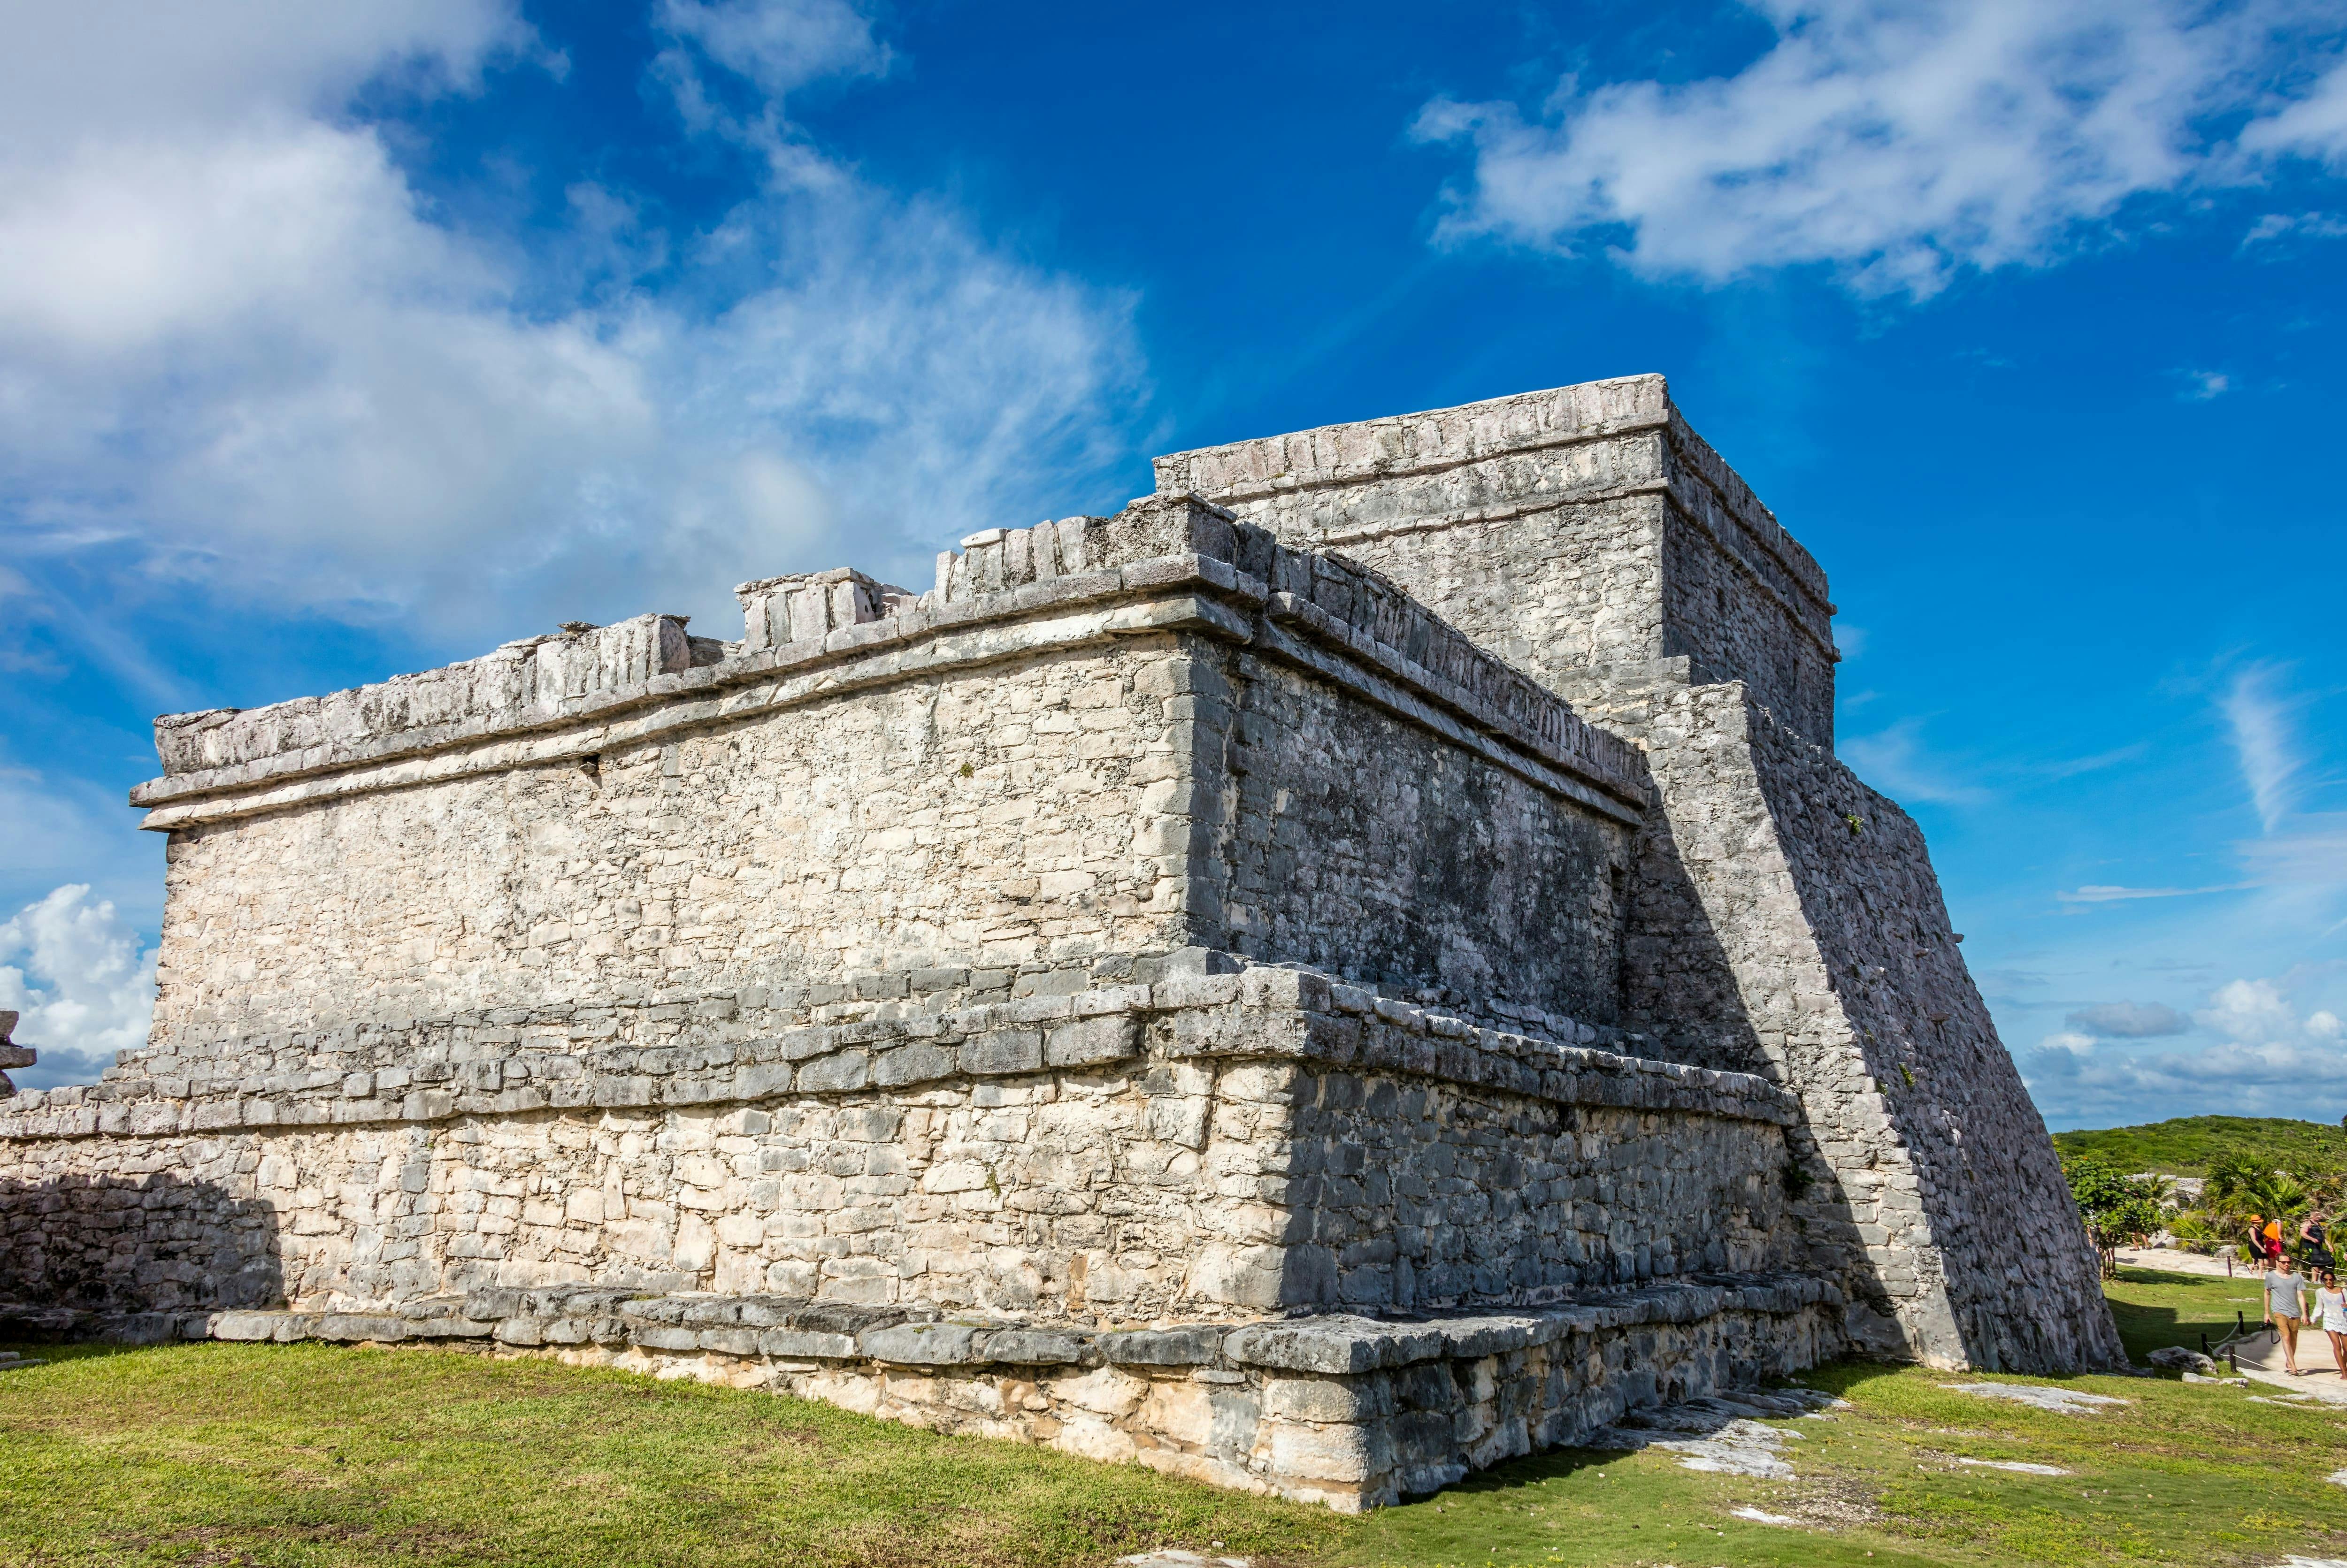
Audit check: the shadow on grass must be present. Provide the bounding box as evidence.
[1417,1444,1629,1499]
[2102,1266,2259,1363]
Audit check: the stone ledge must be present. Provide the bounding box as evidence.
[0,1270,1841,1512]
[4,1271,1833,1369]
[0,967,1796,1143]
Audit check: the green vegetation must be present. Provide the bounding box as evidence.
[6,1319,2347,1568]
[2061,1157,2168,1276]
[2051,1116,2347,1178]
[0,1341,1338,1568]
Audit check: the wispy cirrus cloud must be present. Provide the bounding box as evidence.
[2038,742,2149,781]
[1838,717,1990,805]
[2223,663,2308,832]
[1413,0,2347,298]
[2241,211,2347,249]
[2055,882,2252,905]
[2051,663,2343,915]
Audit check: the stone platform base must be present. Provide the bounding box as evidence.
[0,1271,1838,1509]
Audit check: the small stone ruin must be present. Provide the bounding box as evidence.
[0,376,2121,1507]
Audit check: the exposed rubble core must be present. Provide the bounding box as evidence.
[0,375,2119,1509]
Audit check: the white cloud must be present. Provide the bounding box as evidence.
[1839,717,1989,804]
[2178,370,2231,401]
[656,0,887,103]
[2025,973,2347,1123]
[2065,1001,2189,1038]
[1413,0,2347,298]
[2025,1033,2347,1123]
[0,0,1144,642]
[0,885,157,1090]
[2195,977,2305,1046]
[0,1,533,150]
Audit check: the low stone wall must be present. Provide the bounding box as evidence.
[0,976,1803,1322]
[1,1271,1839,1511]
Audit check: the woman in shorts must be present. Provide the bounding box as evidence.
[2314,1268,2347,1379]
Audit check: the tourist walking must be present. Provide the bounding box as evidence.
[2301,1209,2334,1271]
[2266,1254,2309,1375]
[2315,1269,2347,1379]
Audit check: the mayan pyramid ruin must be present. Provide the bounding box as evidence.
[0,375,2121,1508]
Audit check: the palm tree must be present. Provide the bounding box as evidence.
[2201,1152,2307,1262]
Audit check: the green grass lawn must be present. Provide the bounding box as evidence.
[6,1300,2346,1568]
[2102,1264,2271,1363]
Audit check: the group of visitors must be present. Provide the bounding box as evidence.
[2245,1208,2334,1271]
[2254,1208,2347,1376]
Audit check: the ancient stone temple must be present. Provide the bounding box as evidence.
[0,375,2120,1508]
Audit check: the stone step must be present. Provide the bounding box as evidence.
[0,1269,1840,1510]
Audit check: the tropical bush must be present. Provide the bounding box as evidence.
[2062,1157,2168,1277]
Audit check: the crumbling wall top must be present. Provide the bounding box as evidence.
[1150,374,1828,611]
[132,492,1644,820]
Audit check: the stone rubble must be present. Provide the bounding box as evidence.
[1952,1457,2069,1476]
[1940,1383,2129,1415]
[1583,1385,1842,1478]
[0,375,2122,1508]
[0,1012,31,1098]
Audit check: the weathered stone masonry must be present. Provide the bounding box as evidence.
[0,375,2119,1509]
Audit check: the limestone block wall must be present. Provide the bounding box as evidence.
[1210,650,1629,1018]
[0,983,1802,1325]
[1275,1079,1796,1313]
[149,637,1200,1039]
[1166,378,2119,1372]
[1155,375,1837,746]
[135,491,1648,1057]
[1612,686,2119,1371]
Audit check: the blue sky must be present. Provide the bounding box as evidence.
[3,0,2345,1129]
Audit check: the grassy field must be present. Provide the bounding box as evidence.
[2102,1264,2270,1363]
[2050,1115,2347,1176]
[6,1286,2347,1568]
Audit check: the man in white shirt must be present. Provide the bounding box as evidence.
[2265,1254,2309,1375]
